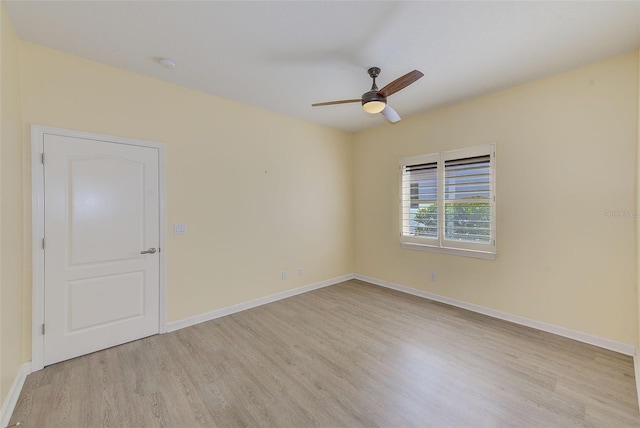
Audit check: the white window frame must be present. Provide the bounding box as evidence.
[400,144,496,260]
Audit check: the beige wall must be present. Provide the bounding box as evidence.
[354,52,639,345]
[18,41,355,358]
[0,2,24,405]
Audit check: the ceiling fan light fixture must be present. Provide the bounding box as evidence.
[362,89,386,114]
[362,100,386,114]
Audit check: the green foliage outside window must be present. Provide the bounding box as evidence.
[413,199,490,242]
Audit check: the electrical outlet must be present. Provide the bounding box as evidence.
[430,272,436,282]
[282,271,287,280]
[298,268,304,277]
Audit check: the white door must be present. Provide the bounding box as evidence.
[43,134,160,366]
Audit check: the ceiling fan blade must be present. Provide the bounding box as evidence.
[377,70,424,98]
[381,104,401,123]
[311,99,361,107]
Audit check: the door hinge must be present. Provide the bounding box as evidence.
[42,238,45,249]
[41,323,45,335]
[41,152,45,164]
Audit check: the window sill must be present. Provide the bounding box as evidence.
[401,242,496,260]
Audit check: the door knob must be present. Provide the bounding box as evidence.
[140,248,157,254]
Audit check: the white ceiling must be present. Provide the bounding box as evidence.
[5,1,640,133]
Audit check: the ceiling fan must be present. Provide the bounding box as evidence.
[312,67,424,123]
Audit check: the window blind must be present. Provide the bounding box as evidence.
[402,162,438,239]
[444,155,491,243]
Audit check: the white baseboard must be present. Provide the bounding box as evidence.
[164,271,635,357]
[167,272,637,357]
[354,273,637,356]
[0,362,31,428]
[634,353,640,408]
[166,274,355,333]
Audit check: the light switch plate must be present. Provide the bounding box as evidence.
[173,224,187,235]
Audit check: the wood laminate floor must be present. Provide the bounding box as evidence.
[10,280,640,427]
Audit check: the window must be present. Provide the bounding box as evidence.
[400,144,496,259]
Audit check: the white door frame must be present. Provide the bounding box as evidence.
[31,124,167,371]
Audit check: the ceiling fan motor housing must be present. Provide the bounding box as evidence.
[361,90,386,106]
